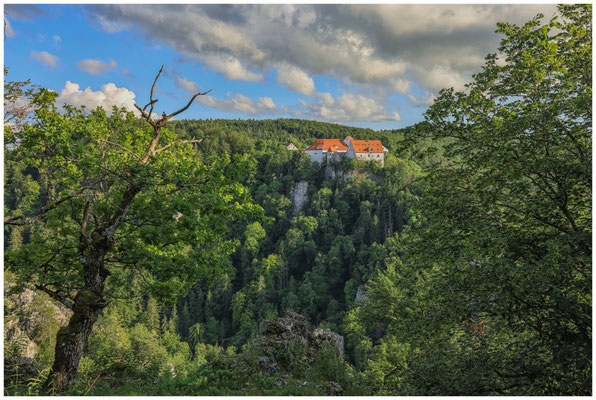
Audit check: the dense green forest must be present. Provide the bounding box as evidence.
[4,5,591,396]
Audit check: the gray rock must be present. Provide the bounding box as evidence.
[312,328,344,360]
[290,181,309,216]
[355,285,369,304]
[318,381,343,395]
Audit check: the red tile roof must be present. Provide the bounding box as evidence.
[305,139,348,152]
[350,139,384,153]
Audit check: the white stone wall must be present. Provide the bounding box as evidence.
[355,151,384,166]
[305,150,324,163]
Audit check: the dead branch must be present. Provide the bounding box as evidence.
[148,65,163,118]
[133,65,212,132]
[166,89,212,120]
[133,67,211,163]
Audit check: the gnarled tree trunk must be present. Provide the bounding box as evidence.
[45,249,109,393]
[45,287,106,393]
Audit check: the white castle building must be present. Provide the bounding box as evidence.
[303,136,388,166]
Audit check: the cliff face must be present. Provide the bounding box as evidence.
[290,181,309,216]
[4,286,71,365]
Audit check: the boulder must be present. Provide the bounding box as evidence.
[250,311,344,374]
[311,328,344,360]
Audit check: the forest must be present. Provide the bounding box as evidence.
[3,5,591,396]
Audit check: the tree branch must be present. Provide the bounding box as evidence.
[35,285,74,310]
[5,191,84,226]
[100,184,141,240]
[98,139,142,160]
[148,65,163,118]
[154,138,203,154]
[134,67,212,162]
[166,90,212,120]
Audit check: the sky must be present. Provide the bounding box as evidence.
[5,3,557,130]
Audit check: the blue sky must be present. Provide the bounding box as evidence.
[5,4,555,130]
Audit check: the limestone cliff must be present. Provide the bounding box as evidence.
[290,181,309,216]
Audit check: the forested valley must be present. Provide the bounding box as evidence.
[4,5,592,396]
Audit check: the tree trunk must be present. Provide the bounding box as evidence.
[45,248,109,393]
[45,287,106,393]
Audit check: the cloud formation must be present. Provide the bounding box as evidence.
[31,51,59,68]
[174,76,199,94]
[5,4,49,21]
[56,81,138,115]
[87,4,555,96]
[201,54,264,81]
[297,92,400,123]
[198,92,278,114]
[276,64,315,96]
[77,59,118,75]
[408,92,436,108]
[5,20,15,38]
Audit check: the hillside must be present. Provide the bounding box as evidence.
[4,5,591,395]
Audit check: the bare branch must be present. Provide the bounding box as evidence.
[148,65,164,117]
[142,99,158,115]
[133,66,211,163]
[166,90,212,120]
[133,103,149,120]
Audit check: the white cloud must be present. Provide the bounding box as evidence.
[344,4,555,36]
[86,3,557,119]
[201,54,264,81]
[257,97,277,110]
[276,64,315,96]
[198,92,278,114]
[30,51,59,68]
[95,14,124,34]
[77,59,118,75]
[299,92,399,122]
[174,76,199,93]
[53,35,62,44]
[408,92,436,107]
[317,92,334,106]
[415,64,468,92]
[5,20,15,38]
[56,81,138,115]
[392,78,411,95]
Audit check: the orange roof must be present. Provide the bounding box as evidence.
[350,139,384,153]
[305,139,348,152]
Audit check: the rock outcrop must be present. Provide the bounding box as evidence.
[4,287,72,364]
[249,311,344,374]
[355,285,369,304]
[290,181,309,216]
[312,328,344,361]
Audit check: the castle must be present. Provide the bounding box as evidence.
[302,136,388,166]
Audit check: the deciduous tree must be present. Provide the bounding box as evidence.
[4,67,261,392]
